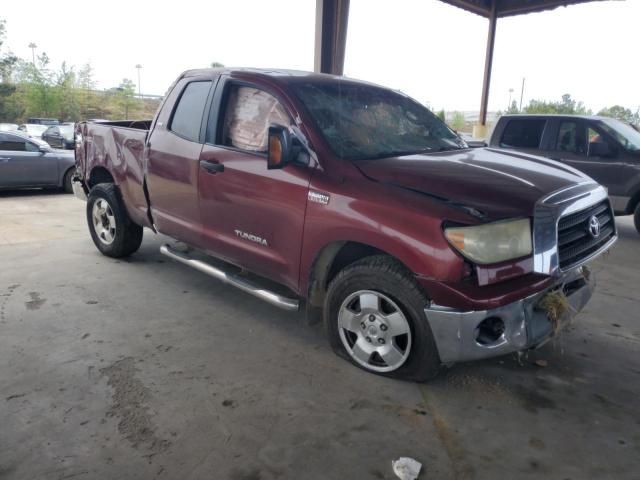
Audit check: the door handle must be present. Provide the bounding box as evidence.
[200,160,224,174]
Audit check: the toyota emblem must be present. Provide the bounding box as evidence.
[588,215,601,238]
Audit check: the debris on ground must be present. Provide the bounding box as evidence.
[392,457,422,480]
[534,359,548,368]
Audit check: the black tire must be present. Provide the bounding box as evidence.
[324,255,441,382]
[62,168,74,193]
[86,183,143,258]
[634,203,640,234]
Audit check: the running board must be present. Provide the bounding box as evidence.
[160,244,299,311]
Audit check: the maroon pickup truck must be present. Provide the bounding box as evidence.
[73,68,616,381]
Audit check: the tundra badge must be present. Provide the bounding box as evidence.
[235,230,268,246]
[308,191,330,205]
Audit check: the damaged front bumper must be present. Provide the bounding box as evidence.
[425,267,594,364]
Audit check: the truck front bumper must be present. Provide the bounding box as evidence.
[424,267,593,364]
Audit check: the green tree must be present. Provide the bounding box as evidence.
[436,109,446,122]
[597,105,638,125]
[524,94,591,115]
[112,78,139,119]
[506,100,519,114]
[449,111,466,131]
[0,19,18,83]
[210,61,225,68]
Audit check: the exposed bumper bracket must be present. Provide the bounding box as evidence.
[425,268,594,364]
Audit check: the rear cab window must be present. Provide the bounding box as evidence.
[169,81,212,142]
[500,119,547,149]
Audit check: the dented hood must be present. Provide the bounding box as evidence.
[355,148,593,221]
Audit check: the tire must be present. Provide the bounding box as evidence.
[86,183,143,258]
[62,168,74,193]
[634,203,640,234]
[324,255,441,382]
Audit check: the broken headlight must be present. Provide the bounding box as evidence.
[444,218,532,265]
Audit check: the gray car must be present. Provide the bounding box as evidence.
[0,131,76,192]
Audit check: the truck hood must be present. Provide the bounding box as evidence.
[355,148,594,221]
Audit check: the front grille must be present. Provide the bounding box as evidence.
[557,200,615,270]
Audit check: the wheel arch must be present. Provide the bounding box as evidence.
[87,166,115,189]
[306,240,422,308]
[627,188,640,215]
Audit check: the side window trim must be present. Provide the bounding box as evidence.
[167,79,214,143]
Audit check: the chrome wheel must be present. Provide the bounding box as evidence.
[338,290,412,373]
[92,198,116,245]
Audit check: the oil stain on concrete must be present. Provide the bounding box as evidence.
[100,357,171,456]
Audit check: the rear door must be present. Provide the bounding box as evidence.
[0,133,58,187]
[548,119,632,198]
[197,78,313,291]
[146,77,214,246]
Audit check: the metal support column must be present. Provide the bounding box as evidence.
[474,1,498,138]
[314,0,350,75]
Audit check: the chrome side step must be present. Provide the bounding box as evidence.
[160,244,299,311]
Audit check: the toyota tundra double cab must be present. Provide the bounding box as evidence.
[72,68,616,381]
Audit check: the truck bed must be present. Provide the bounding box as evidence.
[76,120,153,228]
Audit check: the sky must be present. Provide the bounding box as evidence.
[1,0,638,113]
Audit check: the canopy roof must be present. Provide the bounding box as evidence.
[440,0,605,18]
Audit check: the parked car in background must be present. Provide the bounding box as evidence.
[73,68,615,381]
[27,117,60,125]
[458,131,487,148]
[42,124,75,149]
[0,131,75,192]
[18,124,49,139]
[0,123,19,132]
[489,114,640,233]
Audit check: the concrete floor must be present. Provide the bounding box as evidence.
[0,191,639,480]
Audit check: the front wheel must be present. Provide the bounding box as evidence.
[634,203,640,234]
[86,183,143,258]
[324,255,441,382]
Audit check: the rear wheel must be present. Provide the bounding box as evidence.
[324,255,441,382]
[86,183,143,258]
[634,203,640,234]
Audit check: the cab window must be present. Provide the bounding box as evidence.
[169,81,212,142]
[500,119,546,149]
[217,85,291,153]
[0,134,39,152]
[556,121,587,154]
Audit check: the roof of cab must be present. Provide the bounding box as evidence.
[179,67,381,88]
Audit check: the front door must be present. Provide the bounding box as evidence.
[550,119,633,199]
[146,79,213,246]
[198,81,313,292]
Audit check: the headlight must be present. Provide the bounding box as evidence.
[444,218,532,265]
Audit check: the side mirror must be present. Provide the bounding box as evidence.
[588,141,616,158]
[267,125,293,170]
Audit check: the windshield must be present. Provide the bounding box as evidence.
[600,118,640,152]
[293,82,466,160]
